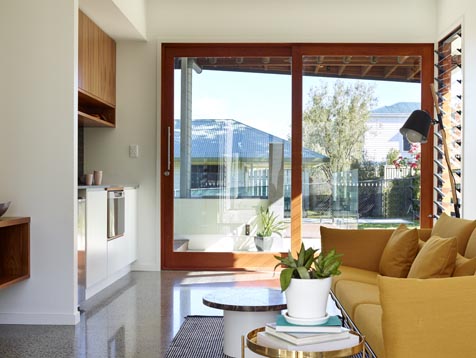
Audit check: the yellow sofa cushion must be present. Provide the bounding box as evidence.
[331,265,379,291]
[464,228,476,258]
[354,304,384,358]
[334,280,379,319]
[379,224,419,277]
[407,236,457,278]
[432,212,476,254]
[453,253,476,276]
[418,239,425,252]
[379,275,476,358]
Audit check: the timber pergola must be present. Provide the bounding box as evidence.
[174,54,422,83]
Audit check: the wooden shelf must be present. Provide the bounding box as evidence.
[79,88,115,110]
[0,217,30,228]
[78,90,116,128]
[0,274,30,289]
[0,217,30,290]
[78,111,115,128]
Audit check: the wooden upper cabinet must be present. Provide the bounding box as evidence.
[78,11,116,127]
[79,11,116,106]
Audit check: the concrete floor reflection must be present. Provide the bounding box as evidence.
[0,270,279,358]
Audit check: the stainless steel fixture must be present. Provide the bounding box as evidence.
[107,189,125,240]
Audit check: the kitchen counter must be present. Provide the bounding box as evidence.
[78,184,139,190]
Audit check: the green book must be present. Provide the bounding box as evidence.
[275,315,344,333]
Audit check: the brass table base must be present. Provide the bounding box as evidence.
[243,327,366,358]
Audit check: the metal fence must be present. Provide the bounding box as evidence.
[302,177,418,221]
[177,175,419,222]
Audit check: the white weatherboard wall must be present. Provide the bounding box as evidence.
[86,0,438,271]
[85,41,158,270]
[0,1,79,324]
[437,0,476,219]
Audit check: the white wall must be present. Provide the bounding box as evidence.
[85,41,158,270]
[113,0,147,38]
[146,0,436,42]
[437,0,476,219]
[80,0,147,40]
[0,1,79,324]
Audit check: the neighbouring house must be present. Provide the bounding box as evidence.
[173,118,328,200]
[364,102,420,163]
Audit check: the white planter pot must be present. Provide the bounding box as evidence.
[254,236,273,251]
[285,277,332,319]
[254,235,284,252]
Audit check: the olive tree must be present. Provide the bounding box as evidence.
[303,80,377,179]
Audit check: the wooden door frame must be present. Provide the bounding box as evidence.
[160,43,434,270]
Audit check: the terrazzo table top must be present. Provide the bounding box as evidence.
[203,288,287,312]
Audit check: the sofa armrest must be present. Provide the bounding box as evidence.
[320,226,393,272]
[379,275,476,358]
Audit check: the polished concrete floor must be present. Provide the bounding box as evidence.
[0,270,280,357]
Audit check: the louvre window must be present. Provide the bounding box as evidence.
[434,27,462,217]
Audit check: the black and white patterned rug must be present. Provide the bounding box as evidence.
[165,316,225,358]
[165,316,370,358]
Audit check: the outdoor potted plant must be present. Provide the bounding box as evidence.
[274,244,342,322]
[254,206,287,251]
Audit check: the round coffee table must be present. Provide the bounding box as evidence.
[203,288,286,358]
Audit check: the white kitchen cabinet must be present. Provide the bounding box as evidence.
[107,235,129,274]
[81,187,137,300]
[85,189,108,288]
[125,188,137,264]
[107,188,137,275]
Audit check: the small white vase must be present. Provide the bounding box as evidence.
[285,277,332,319]
[93,170,103,185]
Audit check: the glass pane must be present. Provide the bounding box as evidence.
[302,55,422,249]
[173,56,291,252]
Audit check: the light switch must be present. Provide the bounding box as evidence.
[129,144,139,158]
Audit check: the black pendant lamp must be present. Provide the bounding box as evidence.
[399,110,433,144]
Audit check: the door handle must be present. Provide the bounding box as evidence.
[164,126,171,176]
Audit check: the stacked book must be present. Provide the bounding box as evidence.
[257,315,360,352]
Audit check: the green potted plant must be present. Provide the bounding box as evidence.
[254,206,287,251]
[274,243,342,320]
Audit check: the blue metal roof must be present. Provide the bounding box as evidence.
[372,102,420,114]
[174,119,328,163]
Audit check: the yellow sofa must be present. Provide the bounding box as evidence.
[321,225,476,358]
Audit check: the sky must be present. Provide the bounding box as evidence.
[174,69,421,139]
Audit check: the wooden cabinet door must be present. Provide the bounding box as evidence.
[78,11,116,106]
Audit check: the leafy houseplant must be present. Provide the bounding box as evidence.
[274,244,342,291]
[256,206,286,238]
[254,207,286,251]
[274,244,343,319]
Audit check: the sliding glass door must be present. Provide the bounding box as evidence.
[173,55,292,253]
[300,53,429,249]
[161,44,434,270]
